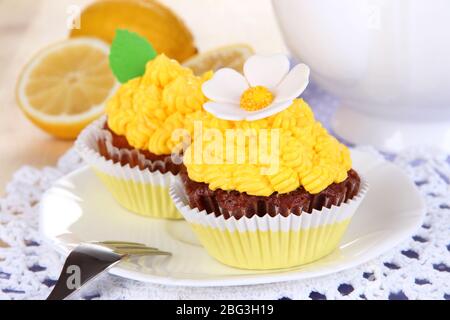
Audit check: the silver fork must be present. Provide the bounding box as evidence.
[47,241,170,300]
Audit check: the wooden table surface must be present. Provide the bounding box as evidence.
[0,0,286,195]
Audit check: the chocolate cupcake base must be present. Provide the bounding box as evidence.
[181,169,361,219]
[97,124,182,175]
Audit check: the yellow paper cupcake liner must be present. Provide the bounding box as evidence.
[94,170,181,219]
[170,178,368,270]
[190,219,351,269]
[75,117,182,219]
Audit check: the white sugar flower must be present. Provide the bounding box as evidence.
[201,54,310,121]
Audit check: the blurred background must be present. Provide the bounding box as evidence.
[0,0,286,194]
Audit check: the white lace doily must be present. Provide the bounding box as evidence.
[1,84,449,300]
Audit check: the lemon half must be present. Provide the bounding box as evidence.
[16,37,119,139]
[183,44,254,75]
[70,0,197,63]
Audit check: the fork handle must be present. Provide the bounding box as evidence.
[47,244,122,300]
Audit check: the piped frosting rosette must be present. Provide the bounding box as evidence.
[75,42,210,219]
[169,54,369,269]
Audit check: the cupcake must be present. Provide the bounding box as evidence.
[76,52,210,219]
[170,54,368,269]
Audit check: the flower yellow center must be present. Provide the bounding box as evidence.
[240,86,274,111]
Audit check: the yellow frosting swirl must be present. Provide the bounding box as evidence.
[106,54,210,155]
[106,55,352,195]
[183,99,352,196]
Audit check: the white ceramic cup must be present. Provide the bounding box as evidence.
[273,0,450,152]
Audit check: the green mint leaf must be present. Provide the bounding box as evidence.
[109,29,157,83]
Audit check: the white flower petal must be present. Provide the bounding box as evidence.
[203,102,248,121]
[202,68,249,103]
[244,100,293,121]
[274,63,310,103]
[243,54,290,90]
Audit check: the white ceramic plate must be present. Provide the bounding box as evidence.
[39,149,425,287]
